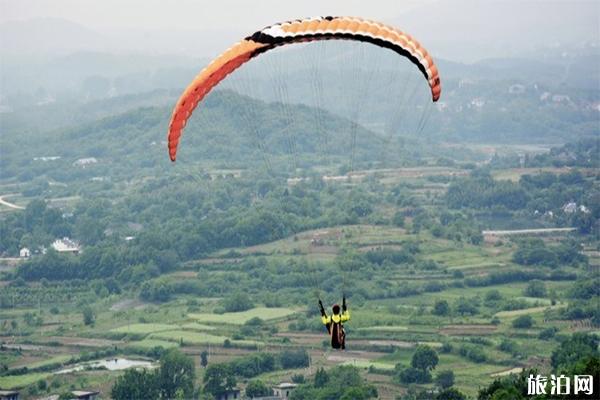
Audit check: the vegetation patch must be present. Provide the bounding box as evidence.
[188,307,296,324]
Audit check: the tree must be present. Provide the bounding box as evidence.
[204,363,236,398]
[396,366,431,384]
[221,291,253,312]
[524,280,546,297]
[246,380,270,398]
[75,215,105,245]
[551,333,599,372]
[477,369,532,400]
[455,297,478,316]
[314,367,329,388]
[435,370,455,389]
[432,300,450,316]
[157,348,195,399]
[83,306,95,326]
[200,350,208,368]
[279,349,310,369]
[411,345,439,372]
[111,369,158,400]
[392,211,405,227]
[435,388,466,400]
[485,289,503,303]
[512,315,533,329]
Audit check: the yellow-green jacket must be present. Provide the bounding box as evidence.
[321,310,350,325]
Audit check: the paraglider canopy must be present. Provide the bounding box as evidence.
[167,16,441,162]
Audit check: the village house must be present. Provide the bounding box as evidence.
[70,391,99,400]
[0,390,19,400]
[51,237,81,254]
[72,157,98,167]
[272,383,298,399]
[470,97,485,108]
[19,248,30,258]
[561,202,589,214]
[216,388,240,400]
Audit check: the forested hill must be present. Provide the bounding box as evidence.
[1,90,423,183]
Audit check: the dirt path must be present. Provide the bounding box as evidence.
[0,194,25,210]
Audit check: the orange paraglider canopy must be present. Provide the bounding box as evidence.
[168,16,441,161]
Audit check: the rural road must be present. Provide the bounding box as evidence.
[0,194,25,210]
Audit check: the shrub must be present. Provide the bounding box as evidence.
[538,327,559,341]
[512,315,533,329]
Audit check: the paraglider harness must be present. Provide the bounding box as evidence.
[319,296,349,350]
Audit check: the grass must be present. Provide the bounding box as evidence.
[356,326,408,332]
[189,307,296,325]
[23,354,72,369]
[126,339,179,350]
[150,330,230,345]
[377,348,414,365]
[491,167,572,182]
[342,359,395,370]
[0,372,51,389]
[150,330,259,346]
[495,304,564,318]
[110,323,177,334]
[436,353,506,397]
[181,322,216,331]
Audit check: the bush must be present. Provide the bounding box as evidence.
[221,292,253,312]
[432,300,450,316]
[458,345,487,363]
[245,380,271,398]
[512,315,533,329]
[435,388,467,400]
[279,349,310,369]
[538,327,559,341]
[396,366,432,384]
[83,306,95,326]
[498,339,518,354]
[484,290,503,303]
[524,280,547,297]
[455,297,479,316]
[440,342,453,353]
[435,370,455,389]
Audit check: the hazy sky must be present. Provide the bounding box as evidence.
[0,0,430,31]
[1,0,597,62]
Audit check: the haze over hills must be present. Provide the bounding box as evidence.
[396,0,599,62]
[0,0,598,145]
[0,0,597,98]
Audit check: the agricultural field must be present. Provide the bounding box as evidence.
[0,133,597,399]
[2,204,595,398]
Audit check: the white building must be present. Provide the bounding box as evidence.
[51,237,81,254]
[19,248,31,258]
[33,156,61,161]
[552,94,571,103]
[470,98,486,108]
[73,157,98,167]
[562,202,578,214]
[272,383,297,399]
[71,391,99,400]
